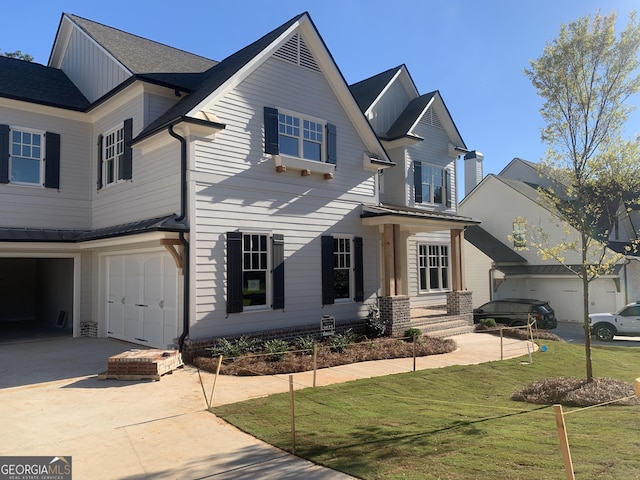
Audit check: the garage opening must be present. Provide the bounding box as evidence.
[0,258,74,342]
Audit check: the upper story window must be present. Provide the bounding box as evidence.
[413,161,451,207]
[0,125,60,189]
[264,107,337,168]
[10,128,43,185]
[103,125,125,186]
[97,118,133,190]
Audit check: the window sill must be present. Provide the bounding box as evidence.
[274,155,335,178]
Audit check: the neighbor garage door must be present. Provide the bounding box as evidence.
[106,252,178,348]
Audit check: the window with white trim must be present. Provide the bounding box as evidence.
[278,111,324,161]
[10,128,43,185]
[420,165,445,204]
[418,244,449,291]
[242,233,270,309]
[103,125,125,186]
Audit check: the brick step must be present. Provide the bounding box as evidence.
[410,318,475,338]
[424,325,476,338]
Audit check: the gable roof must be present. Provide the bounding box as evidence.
[465,225,526,263]
[0,56,89,110]
[134,13,306,144]
[51,14,217,75]
[349,65,404,112]
[384,92,437,140]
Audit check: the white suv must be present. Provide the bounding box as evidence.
[589,302,640,341]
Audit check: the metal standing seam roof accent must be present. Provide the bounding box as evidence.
[0,215,187,243]
[360,203,479,225]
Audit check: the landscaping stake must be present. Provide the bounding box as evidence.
[208,355,223,408]
[313,344,318,388]
[500,327,504,361]
[636,377,640,397]
[289,375,296,455]
[412,334,417,372]
[553,404,575,480]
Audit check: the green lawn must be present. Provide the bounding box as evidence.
[214,342,640,479]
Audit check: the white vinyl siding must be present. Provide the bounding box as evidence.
[189,55,378,338]
[0,106,91,229]
[92,93,181,229]
[367,76,412,135]
[60,23,131,103]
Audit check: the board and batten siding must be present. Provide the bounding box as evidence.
[0,106,92,229]
[188,55,379,338]
[60,25,131,103]
[92,93,181,229]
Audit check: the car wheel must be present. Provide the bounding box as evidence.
[593,324,615,342]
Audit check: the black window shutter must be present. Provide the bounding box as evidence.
[321,235,335,305]
[227,231,244,314]
[97,134,103,190]
[445,169,451,207]
[354,237,364,302]
[326,123,337,165]
[44,132,60,189]
[264,107,279,155]
[0,124,9,184]
[123,118,133,180]
[272,234,285,310]
[414,161,423,203]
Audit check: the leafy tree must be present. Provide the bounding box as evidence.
[1,49,34,62]
[523,11,640,381]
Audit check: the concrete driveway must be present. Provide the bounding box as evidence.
[0,336,354,479]
[0,332,535,479]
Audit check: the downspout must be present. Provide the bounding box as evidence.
[168,124,189,352]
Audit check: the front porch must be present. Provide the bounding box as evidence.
[410,302,475,338]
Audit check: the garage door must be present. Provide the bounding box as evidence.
[107,252,178,348]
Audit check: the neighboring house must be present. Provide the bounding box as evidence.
[460,157,639,322]
[0,11,479,351]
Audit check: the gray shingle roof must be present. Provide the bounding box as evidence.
[464,225,526,263]
[64,14,217,74]
[135,12,306,143]
[349,65,403,112]
[0,56,89,110]
[384,92,437,140]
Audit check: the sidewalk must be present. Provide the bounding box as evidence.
[0,332,535,479]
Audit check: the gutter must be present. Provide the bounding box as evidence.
[168,124,190,352]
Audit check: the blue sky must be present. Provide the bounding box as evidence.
[2,0,639,196]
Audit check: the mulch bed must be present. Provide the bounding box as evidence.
[191,335,457,376]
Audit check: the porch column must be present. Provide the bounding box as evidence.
[450,228,465,291]
[383,224,401,296]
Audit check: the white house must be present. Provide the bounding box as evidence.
[460,157,639,322]
[0,12,480,352]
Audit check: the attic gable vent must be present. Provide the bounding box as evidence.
[426,107,443,129]
[273,33,321,73]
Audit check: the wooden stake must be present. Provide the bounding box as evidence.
[500,327,504,361]
[635,377,640,397]
[208,355,223,408]
[312,344,318,388]
[289,375,296,455]
[553,404,575,480]
[412,335,417,372]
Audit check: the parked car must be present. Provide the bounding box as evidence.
[473,298,557,329]
[589,302,640,341]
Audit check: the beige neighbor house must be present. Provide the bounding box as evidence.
[460,157,640,322]
[0,11,480,354]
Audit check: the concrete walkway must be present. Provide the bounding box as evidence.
[0,333,535,479]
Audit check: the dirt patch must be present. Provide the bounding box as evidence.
[192,335,457,376]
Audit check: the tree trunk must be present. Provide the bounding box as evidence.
[582,234,593,382]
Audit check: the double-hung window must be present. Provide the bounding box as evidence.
[321,235,364,304]
[413,161,451,207]
[0,125,60,189]
[418,244,449,291]
[97,118,133,190]
[226,231,285,313]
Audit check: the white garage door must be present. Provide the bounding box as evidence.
[107,252,178,348]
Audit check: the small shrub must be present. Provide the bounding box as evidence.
[295,336,316,354]
[365,303,388,338]
[263,339,290,362]
[207,336,262,359]
[329,329,357,353]
[403,328,422,341]
[479,318,497,329]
